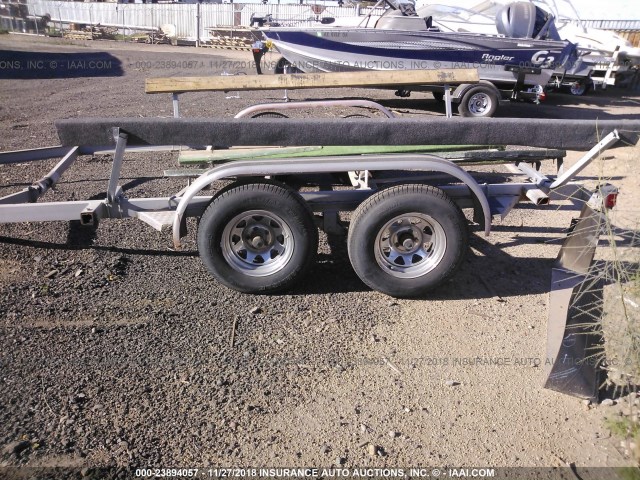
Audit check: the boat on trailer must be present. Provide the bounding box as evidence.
[261,1,578,93]
[413,0,640,92]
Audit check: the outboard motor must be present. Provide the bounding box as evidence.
[496,2,561,40]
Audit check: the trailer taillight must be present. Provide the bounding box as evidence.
[605,192,618,209]
[588,184,618,212]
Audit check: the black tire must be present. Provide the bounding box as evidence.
[250,111,289,119]
[432,91,445,103]
[274,56,302,74]
[457,85,499,118]
[347,184,468,298]
[197,181,318,294]
[567,80,591,96]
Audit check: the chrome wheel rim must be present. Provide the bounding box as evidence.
[222,210,294,277]
[468,92,492,116]
[374,213,447,279]
[570,82,586,95]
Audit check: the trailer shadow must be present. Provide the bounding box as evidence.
[286,228,556,299]
[410,242,639,303]
[496,103,640,120]
[293,233,371,295]
[1,217,637,298]
[0,235,196,257]
[370,89,640,120]
[490,223,640,249]
[0,50,123,79]
[294,218,640,299]
[60,176,164,247]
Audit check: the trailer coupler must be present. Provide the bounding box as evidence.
[543,184,618,400]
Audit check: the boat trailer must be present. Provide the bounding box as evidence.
[1,117,639,400]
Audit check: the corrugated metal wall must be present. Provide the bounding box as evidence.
[25,0,383,40]
[581,19,640,47]
[581,19,640,31]
[617,31,640,47]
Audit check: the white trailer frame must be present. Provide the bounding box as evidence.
[0,117,624,252]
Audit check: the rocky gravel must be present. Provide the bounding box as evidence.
[0,34,639,474]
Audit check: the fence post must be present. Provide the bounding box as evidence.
[196,1,201,47]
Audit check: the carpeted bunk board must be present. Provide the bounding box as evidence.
[55,118,640,151]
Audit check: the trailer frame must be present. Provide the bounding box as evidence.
[0,117,625,253]
[1,115,636,298]
[2,114,637,399]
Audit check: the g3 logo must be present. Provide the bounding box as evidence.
[532,50,556,66]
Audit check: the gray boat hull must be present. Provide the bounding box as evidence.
[262,27,576,87]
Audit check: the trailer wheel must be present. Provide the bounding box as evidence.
[251,111,289,118]
[347,184,468,297]
[458,85,498,118]
[568,80,591,96]
[197,181,318,294]
[274,57,302,74]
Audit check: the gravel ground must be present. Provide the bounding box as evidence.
[1,34,639,475]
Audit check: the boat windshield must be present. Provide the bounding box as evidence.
[416,2,500,33]
[417,0,585,32]
[385,0,418,15]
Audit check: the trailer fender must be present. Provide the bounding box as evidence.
[452,80,502,102]
[171,155,492,249]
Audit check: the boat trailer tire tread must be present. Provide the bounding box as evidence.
[347,184,468,298]
[251,112,289,119]
[274,56,302,74]
[197,181,318,294]
[458,85,499,118]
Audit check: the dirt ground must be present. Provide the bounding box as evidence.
[0,34,639,475]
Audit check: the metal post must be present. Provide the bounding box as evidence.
[283,65,290,101]
[196,2,201,48]
[172,93,180,118]
[444,85,452,118]
[549,130,619,189]
[602,46,620,90]
[107,131,128,205]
